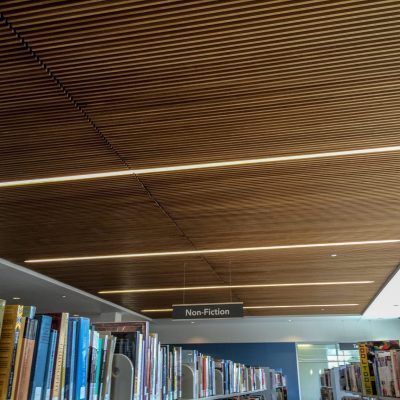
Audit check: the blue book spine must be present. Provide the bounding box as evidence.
[28,315,52,400]
[65,319,77,400]
[73,317,90,400]
[42,330,58,400]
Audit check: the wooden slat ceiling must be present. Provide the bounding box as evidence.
[1,0,400,318]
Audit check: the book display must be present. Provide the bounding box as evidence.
[319,341,400,400]
[0,299,287,400]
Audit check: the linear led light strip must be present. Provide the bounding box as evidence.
[98,280,374,294]
[141,304,359,313]
[3,145,400,187]
[24,239,400,263]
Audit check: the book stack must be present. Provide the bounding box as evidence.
[342,363,362,393]
[358,340,400,398]
[0,303,116,400]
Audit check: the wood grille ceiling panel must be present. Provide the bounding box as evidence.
[1,1,400,317]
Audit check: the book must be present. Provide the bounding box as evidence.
[14,318,38,400]
[43,313,69,400]
[100,334,116,400]
[43,330,58,400]
[0,299,6,339]
[391,349,400,397]
[94,337,103,400]
[72,317,90,400]
[97,334,109,399]
[64,319,77,400]
[11,316,27,398]
[0,304,24,399]
[28,315,52,400]
[88,329,99,400]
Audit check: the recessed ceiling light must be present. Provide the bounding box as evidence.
[288,319,292,322]
[61,295,67,298]
[98,280,373,294]
[73,314,79,317]
[12,297,21,300]
[24,240,400,263]
[190,321,195,324]
[331,254,337,257]
[3,145,400,188]
[141,304,358,313]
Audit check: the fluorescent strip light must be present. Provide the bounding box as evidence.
[0,170,133,187]
[3,145,400,187]
[244,304,359,309]
[98,281,374,294]
[25,239,400,263]
[140,304,359,313]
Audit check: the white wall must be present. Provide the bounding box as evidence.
[151,316,400,344]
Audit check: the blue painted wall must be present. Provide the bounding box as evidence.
[177,342,299,400]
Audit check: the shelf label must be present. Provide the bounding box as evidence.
[339,342,359,350]
[172,302,243,319]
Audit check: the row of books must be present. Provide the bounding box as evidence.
[0,301,183,400]
[0,299,287,400]
[181,349,270,398]
[0,303,118,400]
[358,340,400,398]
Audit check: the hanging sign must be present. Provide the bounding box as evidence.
[172,302,243,320]
[339,343,359,351]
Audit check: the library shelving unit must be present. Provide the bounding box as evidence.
[0,258,289,400]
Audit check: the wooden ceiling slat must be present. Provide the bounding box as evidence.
[2,1,400,316]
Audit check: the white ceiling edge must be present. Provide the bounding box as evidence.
[363,264,400,319]
[0,257,150,321]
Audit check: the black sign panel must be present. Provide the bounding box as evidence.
[339,343,359,351]
[172,302,244,320]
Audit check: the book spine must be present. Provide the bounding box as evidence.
[52,314,69,400]
[94,337,103,400]
[64,319,76,400]
[43,330,58,400]
[88,330,99,400]
[28,316,52,400]
[97,336,108,399]
[0,306,24,400]
[74,318,90,400]
[359,343,376,395]
[16,319,38,400]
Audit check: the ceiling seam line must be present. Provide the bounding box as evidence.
[0,12,238,298]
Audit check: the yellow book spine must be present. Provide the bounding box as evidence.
[52,314,68,400]
[359,342,375,395]
[0,305,24,399]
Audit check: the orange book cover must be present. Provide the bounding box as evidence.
[14,319,38,400]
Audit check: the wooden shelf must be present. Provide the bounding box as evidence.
[183,389,265,400]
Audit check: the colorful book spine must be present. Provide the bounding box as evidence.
[73,317,90,400]
[0,305,24,399]
[88,330,99,400]
[43,330,58,400]
[46,313,69,400]
[28,315,52,400]
[64,319,77,400]
[14,318,38,400]
[94,337,103,400]
[10,316,27,398]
